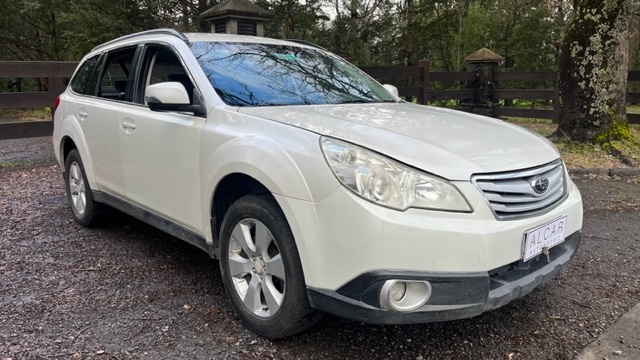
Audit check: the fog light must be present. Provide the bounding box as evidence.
[390,281,407,302]
[380,280,431,312]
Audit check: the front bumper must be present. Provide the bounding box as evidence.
[307,230,581,324]
[276,178,583,291]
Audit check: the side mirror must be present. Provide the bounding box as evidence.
[383,84,401,101]
[146,82,205,116]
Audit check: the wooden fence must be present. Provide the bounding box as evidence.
[358,63,640,125]
[1,61,639,140]
[0,61,76,140]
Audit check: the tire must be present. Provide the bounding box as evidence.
[64,149,102,226]
[219,194,322,338]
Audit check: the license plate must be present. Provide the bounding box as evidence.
[522,216,568,262]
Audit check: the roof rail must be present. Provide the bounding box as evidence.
[92,29,188,52]
[286,39,326,51]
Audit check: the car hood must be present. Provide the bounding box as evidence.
[238,103,559,180]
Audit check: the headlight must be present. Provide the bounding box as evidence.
[320,137,472,212]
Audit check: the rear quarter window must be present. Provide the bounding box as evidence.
[70,56,100,95]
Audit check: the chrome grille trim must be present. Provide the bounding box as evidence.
[471,159,567,220]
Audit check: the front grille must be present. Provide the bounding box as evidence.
[472,159,567,220]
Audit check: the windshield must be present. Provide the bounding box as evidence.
[189,42,395,107]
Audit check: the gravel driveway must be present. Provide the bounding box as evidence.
[1,137,639,359]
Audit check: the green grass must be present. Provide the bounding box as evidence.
[628,104,640,114]
[507,117,640,169]
[0,108,52,122]
[24,107,52,117]
[1,159,43,168]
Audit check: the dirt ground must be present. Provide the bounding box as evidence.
[1,137,639,360]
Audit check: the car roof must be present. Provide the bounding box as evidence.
[184,33,309,47]
[91,29,318,54]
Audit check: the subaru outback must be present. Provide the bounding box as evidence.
[53,29,583,338]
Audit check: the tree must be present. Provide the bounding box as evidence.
[0,0,161,61]
[555,0,634,145]
[318,0,393,65]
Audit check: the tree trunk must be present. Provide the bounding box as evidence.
[405,0,414,66]
[350,0,358,18]
[180,0,190,29]
[555,0,632,143]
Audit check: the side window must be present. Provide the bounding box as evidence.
[70,55,100,95]
[143,47,194,104]
[98,47,137,101]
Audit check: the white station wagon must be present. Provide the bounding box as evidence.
[53,29,583,338]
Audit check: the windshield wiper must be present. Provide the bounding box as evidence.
[335,99,376,104]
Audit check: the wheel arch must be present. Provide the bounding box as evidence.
[203,136,314,240]
[61,136,77,164]
[209,173,272,257]
[200,131,339,285]
[57,119,98,189]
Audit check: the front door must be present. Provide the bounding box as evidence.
[119,45,205,233]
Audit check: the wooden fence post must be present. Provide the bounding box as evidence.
[460,48,504,117]
[48,77,66,118]
[418,60,430,105]
[552,76,561,124]
[49,77,66,97]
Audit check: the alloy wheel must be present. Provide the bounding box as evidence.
[227,218,286,317]
[69,161,87,216]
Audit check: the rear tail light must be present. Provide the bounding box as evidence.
[52,95,60,120]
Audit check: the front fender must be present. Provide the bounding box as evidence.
[200,128,338,236]
[201,132,337,278]
[212,136,318,198]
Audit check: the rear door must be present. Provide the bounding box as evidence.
[118,44,205,233]
[73,46,138,197]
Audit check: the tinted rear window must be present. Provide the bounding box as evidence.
[70,55,100,95]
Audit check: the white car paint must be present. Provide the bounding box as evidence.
[118,102,206,234]
[277,180,582,290]
[239,103,559,181]
[146,82,191,104]
[66,94,128,197]
[53,30,584,325]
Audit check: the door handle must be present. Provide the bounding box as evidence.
[121,122,136,129]
[77,108,88,120]
[120,118,136,134]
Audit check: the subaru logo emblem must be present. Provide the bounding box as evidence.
[531,176,549,194]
